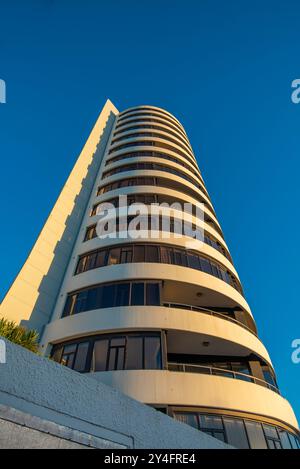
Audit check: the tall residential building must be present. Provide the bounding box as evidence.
[1,100,299,449]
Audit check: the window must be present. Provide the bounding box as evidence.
[126,336,143,369]
[223,418,249,449]
[102,284,116,308]
[175,413,199,430]
[262,367,277,388]
[131,283,144,305]
[187,253,200,270]
[73,290,88,315]
[107,248,120,265]
[62,281,161,317]
[146,245,159,262]
[198,414,225,442]
[263,424,282,449]
[200,257,212,274]
[173,410,299,450]
[116,283,130,306]
[89,333,162,372]
[62,293,77,317]
[108,337,126,370]
[73,342,89,372]
[75,244,242,294]
[146,283,160,306]
[288,433,299,449]
[95,250,107,268]
[244,421,268,449]
[278,429,292,449]
[53,333,162,373]
[133,245,145,262]
[84,225,96,241]
[92,339,109,371]
[120,247,133,263]
[144,336,161,368]
[52,342,89,373]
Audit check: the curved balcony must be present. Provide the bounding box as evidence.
[119,105,185,128]
[93,370,299,432]
[167,362,279,394]
[101,157,203,190]
[117,109,187,137]
[112,122,195,157]
[162,302,255,336]
[96,170,214,214]
[42,303,265,365]
[110,131,195,160]
[93,185,222,235]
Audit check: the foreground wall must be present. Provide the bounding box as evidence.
[0,338,231,449]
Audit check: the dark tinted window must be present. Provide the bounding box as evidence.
[146,283,160,306]
[131,283,144,305]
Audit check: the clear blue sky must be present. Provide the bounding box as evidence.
[1,1,299,419]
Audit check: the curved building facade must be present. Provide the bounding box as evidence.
[1,101,299,449]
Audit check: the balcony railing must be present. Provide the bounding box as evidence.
[168,362,280,394]
[163,302,257,336]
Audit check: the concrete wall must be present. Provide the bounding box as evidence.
[0,338,231,449]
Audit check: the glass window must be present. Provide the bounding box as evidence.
[60,344,77,368]
[92,339,109,371]
[174,413,199,429]
[131,283,145,305]
[51,346,63,363]
[115,283,130,306]
[108,342,125,370]
[145,245,159,262]
[262,367,277,387]
[73,342,89,372]
[278,430,292,449]
[231,362,250,375]
[160,246,171,264]
[95,250,107,268]
[263,424,279,439]
[120,247,133,263]
[223,418,249,449]
[288,433,299,449]
[126,336,143,369]
[133,245,145,262]
[198,414,223,430]
[245,421,268,449]
[85,252,97,271]
[61,353,74,368]
[146,283,160,306]
[107,248,120,265]
[187,254,200,270]
[213,432,226,443]
[144,336,162,369]
[76,256,87,274]
[86,286,100,311]
[108,347,117,369]
[62,294,76,317]
[110,337,126,347]
[200,257,212,274]
[73,290,88,315]
[102,284,116,308]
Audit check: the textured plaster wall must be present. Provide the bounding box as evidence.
[0,338,231,449]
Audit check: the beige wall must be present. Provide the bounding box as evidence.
[93,369,299,432]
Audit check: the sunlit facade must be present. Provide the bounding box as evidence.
[1,101,299,449]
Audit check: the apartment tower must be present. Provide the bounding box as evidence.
[1,100,299,449]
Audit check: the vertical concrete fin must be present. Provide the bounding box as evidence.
[0,99,119,331]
